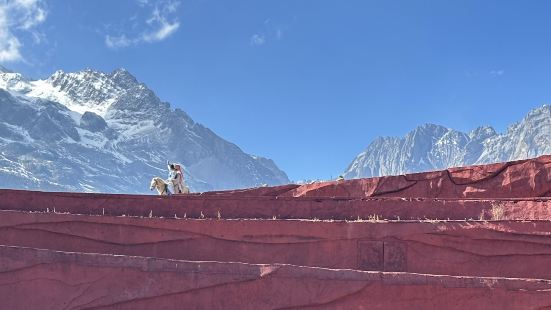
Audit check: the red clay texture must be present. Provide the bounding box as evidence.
[0,189,550,221]
[2,245,551,310]
[2,210,551,280]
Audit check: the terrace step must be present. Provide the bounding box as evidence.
[2,245,551,310]
[1,210,551,280]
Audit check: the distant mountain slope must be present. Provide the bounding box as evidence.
[0,67,289,193]
[343,105,551,178]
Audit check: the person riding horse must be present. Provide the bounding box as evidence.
[150,162,189,196]
[167,161,185,194]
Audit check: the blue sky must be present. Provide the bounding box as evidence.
[2,0,551,181]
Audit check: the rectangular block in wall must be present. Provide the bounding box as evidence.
[357,241,384,270]
[384,241,407,272]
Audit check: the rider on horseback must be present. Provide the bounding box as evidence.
[167,161,185,194]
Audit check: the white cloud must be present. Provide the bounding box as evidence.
[250,34,265,46]
[490,69,505,77]
[105,34,133,49]
[105,0,181,49]
[0,0,48,62]
[142,4,180,42]
[0,35,22,63]
[15,0,47,30]
[143,21,179,42]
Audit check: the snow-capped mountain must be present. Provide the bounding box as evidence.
[0,66,289,193]
[343,105,551,179]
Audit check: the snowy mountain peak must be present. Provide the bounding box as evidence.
[109,68,139,89]
[23,68,147,117]
[0,69,31,93]
[418,123,448,130]
[111,67,131,76]
[526,104,551,118]
[0,68,150,117]
[344,105,551,179]
[410,123,450,139]
[0,67,289,193]
[468,126,496,140]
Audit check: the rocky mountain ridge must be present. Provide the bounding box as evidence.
[0,67,289,193]
[343,105,551,178]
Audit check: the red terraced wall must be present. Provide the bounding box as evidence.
[0,189,550,221]
[281,155,551,198]
[2,210,551,280]
[2,245,551,310]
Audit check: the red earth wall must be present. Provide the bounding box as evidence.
[2,245,551,310]
[281,155,551,198]
[0,189,549,220]
[1,210,551,280]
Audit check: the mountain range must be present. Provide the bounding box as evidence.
[343,104,551,179]
[0,66,289,193]
[1,66,550,193]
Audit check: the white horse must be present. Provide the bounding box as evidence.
[150,177,172,195]
[150,177,191,195]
